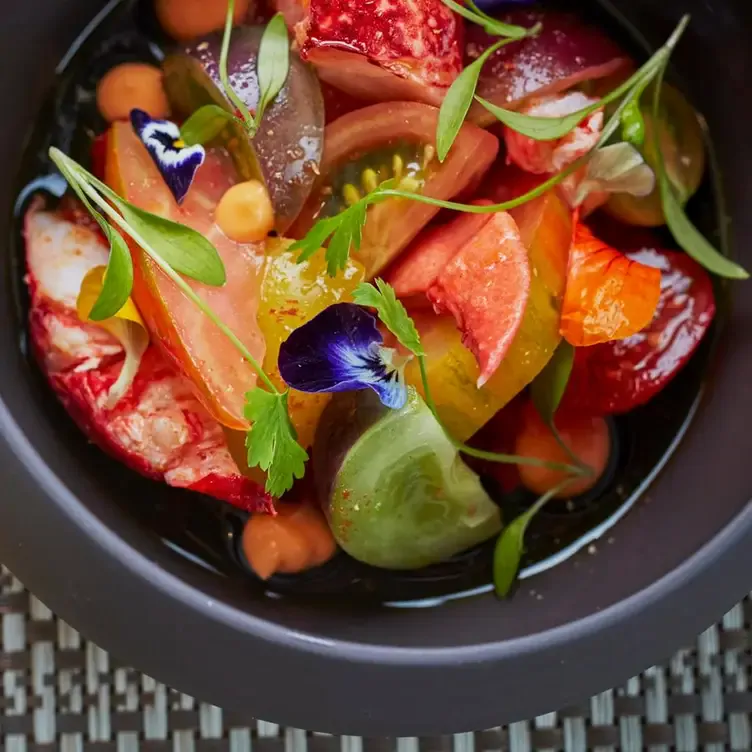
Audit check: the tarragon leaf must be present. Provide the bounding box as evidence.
[531,341,575,424]
[437,39,510,161]
[245,389,308,497]
[652,68,748,280]
[493,480,572,597]
[180,105,238,146]
[353,279,425,357]
[440,0,536,39]
[255,13,290,130]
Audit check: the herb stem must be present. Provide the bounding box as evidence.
[61,156,279,395]
[525,477,577,519]
[417,356,587,477]
[220,0,255,134]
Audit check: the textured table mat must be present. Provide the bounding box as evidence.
[2,567,752,751]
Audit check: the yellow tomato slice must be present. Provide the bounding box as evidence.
[406,190,572,441]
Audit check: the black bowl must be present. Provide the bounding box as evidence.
[1,0,751,736]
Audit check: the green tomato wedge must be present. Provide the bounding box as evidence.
[313,387,502,570]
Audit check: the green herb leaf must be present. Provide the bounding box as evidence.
[180,105,238,146]
[437,39,509,161]
[476,94,603,141]
[440,0,537,39]
[290,215,341,264]
[475,14,694,143]
[493,480,572,597]
[255,13,290,130]
[531,341,574,424]
[88,228,134,321]
[290,181,395,275]
[51,149,228,288]
[245,389,308,497]
[219,0,255,132]
[652,73,748,280]
[116,203,227,286]
[353,279,425,357]
[50,153,135,320]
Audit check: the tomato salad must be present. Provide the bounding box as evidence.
[21,0,743,597]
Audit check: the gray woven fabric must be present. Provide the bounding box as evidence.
[2,566,751,751]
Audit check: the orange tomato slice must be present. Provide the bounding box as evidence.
[560,221,661,347]
[105,121,266,430]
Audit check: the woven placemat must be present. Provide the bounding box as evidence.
[2,566,751,751]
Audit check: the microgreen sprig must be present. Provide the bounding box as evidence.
[473,14,689,142]
[49,149,307,497]
[651,64,748,280]
[436,0,540,160]
[182,2,290,145]
[440,0,539,40]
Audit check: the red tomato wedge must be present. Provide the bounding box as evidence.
[560,222,661,347]
[384,200,492,298]
[561,248,716,416]
[105,121,266,430]
[295,0,462,106]
[290,102,499,278]
[427,211,532,387]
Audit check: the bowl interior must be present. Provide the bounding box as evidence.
[1,0,752,732]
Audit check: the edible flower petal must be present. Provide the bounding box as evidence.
[77,266,150,408]
[560,221,661,347]
[278,303,408,410]
[129,109,205,204]
[573,142,655,206]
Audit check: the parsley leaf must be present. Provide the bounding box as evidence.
[245,389,308,498]
[353,279,424,357]
[290,181,395,275]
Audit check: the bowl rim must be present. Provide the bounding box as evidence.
[1,393,751,735]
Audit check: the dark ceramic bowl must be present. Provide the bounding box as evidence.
[1,0,751,737]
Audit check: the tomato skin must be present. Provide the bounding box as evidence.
[514,401,611,498]
[290,102,499,278]
[561,248,716,416]
[384,200,492,298]
[405,188,572,441]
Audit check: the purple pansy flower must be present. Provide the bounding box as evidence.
[278,303,408,410]
[130,109,205,205]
